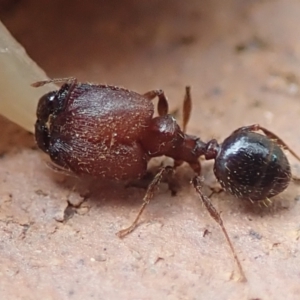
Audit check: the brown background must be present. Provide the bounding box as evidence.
[1,0,300,299]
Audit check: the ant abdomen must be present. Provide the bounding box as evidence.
[214,131,291,201]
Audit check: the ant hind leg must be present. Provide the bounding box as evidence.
[192,176,246,282]
[233,124,300,161]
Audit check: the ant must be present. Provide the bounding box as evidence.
[32,77,300,282]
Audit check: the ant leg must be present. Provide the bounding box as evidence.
[32,77,77,87]
[167,160,198,196]
[233,124,300,161]
[208,186,224,197]
[189,161,201,175]
[292,175,300,181]
[174,160,184,169]
[192,176,246,282]
[182,86,192,133]
[161,160,183,196]
[117,166,173,238]
[143,90,169,116]
[46,153,76,176]
[46,162,75,177]
[125,171,155,190]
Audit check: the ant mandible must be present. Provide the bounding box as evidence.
[32,77,300,282]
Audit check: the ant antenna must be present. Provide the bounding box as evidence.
[32,77,77,87]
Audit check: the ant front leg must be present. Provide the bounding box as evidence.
[143,90,169,116]
[233,124,300,161]
[117,166,174,238]
[46,161,75,177]
[143,86,192,120]
[192,176,246,282]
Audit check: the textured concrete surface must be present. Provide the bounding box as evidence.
[1,0,300,299]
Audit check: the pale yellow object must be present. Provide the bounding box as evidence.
[0,21,57,133]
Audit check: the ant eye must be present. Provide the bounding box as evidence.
[36,91,57,122]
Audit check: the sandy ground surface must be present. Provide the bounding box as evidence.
[1,0,300,299]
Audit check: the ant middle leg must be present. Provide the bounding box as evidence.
[166,160,201,196]
[126,162,179,195]
[117,166,174,238]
